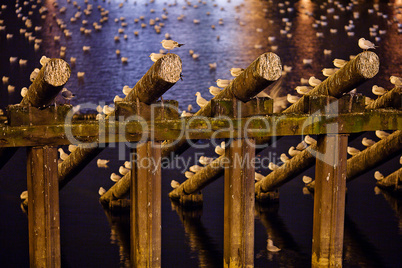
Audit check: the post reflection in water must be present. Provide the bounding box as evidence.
[343,213,386,267]
[254,202,310,267]
[375,187,402,234]
[170,199,222,268]
[102,207,131,268]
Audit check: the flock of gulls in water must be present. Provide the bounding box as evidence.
[1,0,401,253]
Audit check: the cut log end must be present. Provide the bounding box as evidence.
[158,54,182,83]
[44,59,71,87]
[258,52,282,81]
[355,51,379,79]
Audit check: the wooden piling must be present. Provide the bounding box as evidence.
[130,142,162,268]
[312,134,348,268]
[27,146,60,268]
[58,54,182,186]
[365,86,401,110]
[284,51,379,114]
[224,139,255,268]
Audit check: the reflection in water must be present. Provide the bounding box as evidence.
[102,209,131,268]
[343,213,386,267]
[171,200,222,268]
[375,187,402,234]
[255,202,310,267]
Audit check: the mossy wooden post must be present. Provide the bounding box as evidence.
[312,134,348,268]
[224,139,255,268]
[130,141,162,268]
[27,146,60,268]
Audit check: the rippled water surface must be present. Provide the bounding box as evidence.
[0,0,401,267]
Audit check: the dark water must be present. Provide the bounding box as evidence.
[0,0,401,267]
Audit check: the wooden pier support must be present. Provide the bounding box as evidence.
[312,134,348,268]
[224,139,255,268]
[130,142,162,268]
[27,146,60,268]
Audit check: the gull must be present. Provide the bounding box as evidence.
[96,105,103,114]
[21,87,28,97]
[305,135,316,146]
[40,55,50,66]
[390,76,402,87]
[347,146,360,156]
[9,57,18,63]
[309,76,322,87]
[121,57,128,63]
[171,180,180,189]
[302,175,312,184]
[268,162,279,171]
[267,239,281,252]
[192,54,199,60]
[303,59,313,65]
[195,92,208,108]
[280,153,289,163]
[61,88,75,100]
[372,85,386,96]
[230,68,244,77]
[68,144,77,153]
[77,72,85,79]
[209,62,217,69]
[103,105,115,115]
[295,86,312,95]
[20,190,28,200]
[149,53,164,62]
[188,104,193,112]
[358,38,376,50]
[181,111,193,117]
[70,57,76,65]
[119,166,130,176]
[333,59,348,68]
[110,173,121,182]
[400,156,402,165]
[58,148,69,161]
[199,156,214,165]
[114,95,124,102]
[189,165,203,173]
[98,187,106,196]
[322,68,339,77]
[122,85,131,95]
[287,94,300,104]
[289,146,301,157]
[209,86,222,96]
[216,79,232,88]
[8,85,15,93]
[374,171,384,181]
[283,65,292,73]
[124,161,131,169]
[296,141,308,151]
[362,137,375,147]
[19,59,27,66]
[375,130,389,139]
[161,39,183,51]
[2,76,9,84]
[255,172,265,182]
[185,171,195,179]
[82,45,90,52]
[215,143,225,156]
[97,159,110,167]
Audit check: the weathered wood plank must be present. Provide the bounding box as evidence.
[224,139,255,268]
[312,134,348,268]
[27,146,60,268]
[0,111,400,148]
[131,142,161,268]
[376,167,402,192]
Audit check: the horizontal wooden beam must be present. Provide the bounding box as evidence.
[0,110,401,147]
